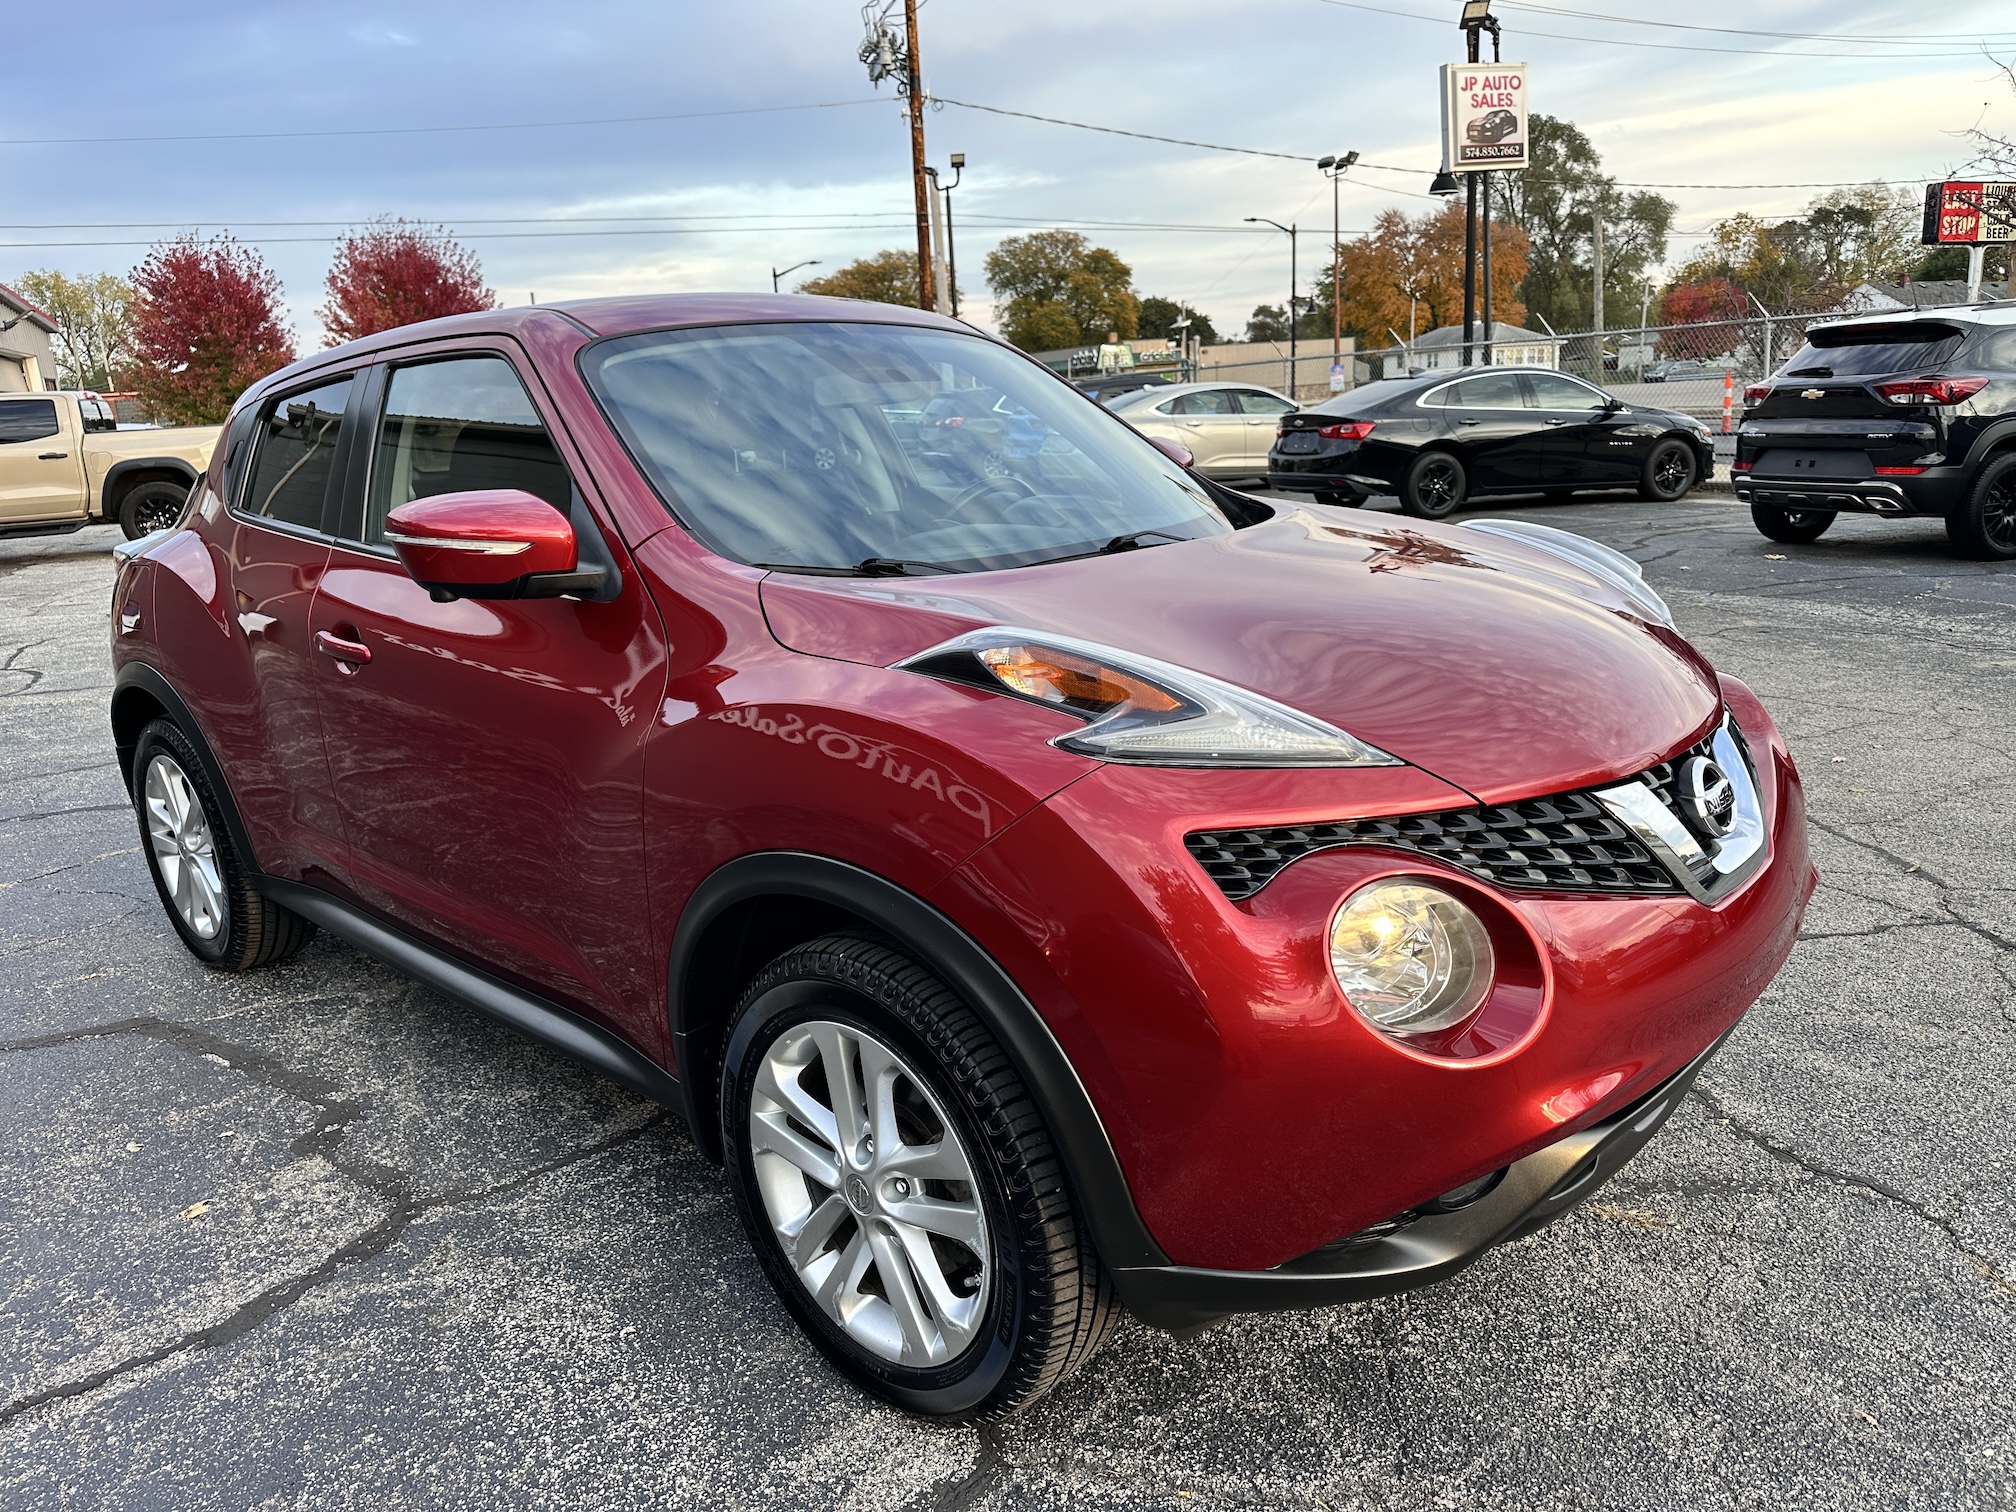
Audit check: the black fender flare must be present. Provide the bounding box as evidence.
[1956,418,2016,471]
[109,660,258,866]
[99,458,199,522]
[667,850,1171,1271]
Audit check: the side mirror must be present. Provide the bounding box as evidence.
[384,489,602,601]
[1147,435,1195,470]
[1602,396,1626,413]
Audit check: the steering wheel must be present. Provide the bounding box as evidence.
[944,474,1039,522]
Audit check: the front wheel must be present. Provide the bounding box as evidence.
[1945,454,2016,560]
[118,480,191,540]
[1399,451,1466,519]
[719,935,1119,1421]
[1638,439,1698,501]
[1750,503,1835,544]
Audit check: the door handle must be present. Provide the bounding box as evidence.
[1457,418,1480,426]
[38,451,68,460]
[315,629,373,669]
[1544,419,1569,427]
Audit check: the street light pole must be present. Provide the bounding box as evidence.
[771,259,820,293]
[1317,152,1360,374]
[942,153,965,317]
[1246,216,1298,395]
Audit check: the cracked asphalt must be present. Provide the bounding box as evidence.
[3,494,2014,1511]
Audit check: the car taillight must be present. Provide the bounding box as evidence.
[1743,383,1773,405]
[1316,421,1376,440]
[1731,461,1752,472]
[1872,376,1988,406]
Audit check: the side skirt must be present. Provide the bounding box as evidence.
[258,876,682,1110]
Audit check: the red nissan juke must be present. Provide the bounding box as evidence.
[110,295,1812,1420]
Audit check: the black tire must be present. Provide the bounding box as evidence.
[1749,504,1836,544]
[1944,453,2016,561]
[1399,450,1466,519]
[118,480,192,541]
[1313,489,1365,508]
[1638,439,1698,501]
[1543,489,1577,503]
[720,934,1120,1421]
[130,718,315,970]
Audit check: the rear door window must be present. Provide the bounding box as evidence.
[362,355,572,545]
[1231,390,1296,415]
[1168,389,1237,416]
[0,398,61,444]
[1783,321,1968,377]
[1450,372,1529,408]
[241,377,353,531]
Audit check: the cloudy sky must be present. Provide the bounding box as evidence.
[4,0,2013,345]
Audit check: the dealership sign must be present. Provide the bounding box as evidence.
[1441,62,1529,173]
[1921,181,2016,246]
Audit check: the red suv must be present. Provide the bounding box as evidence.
[110,296,1813,1420]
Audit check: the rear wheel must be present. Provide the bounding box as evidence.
[131,719,315,969]
[1750,504,1835,544]
[1399,451,1466,519]
[1638,439,1698,501]
[118,480,190,540]
[720,935,1119,1421]
[1945,454,2016,561]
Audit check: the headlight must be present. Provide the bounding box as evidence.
[896,627,1400,768]
[1329,879,1494,1034]
[1463,518,1674,628]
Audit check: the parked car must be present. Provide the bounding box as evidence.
[1268,367,1715,516]
[1465,108,1520,144]
[1071,371,1180,404]
[1735,307,2016,558]
[0,390,219,540]
[111,296,1810,1420]
[1644,360,1711,383]
[1106,380,1298,480]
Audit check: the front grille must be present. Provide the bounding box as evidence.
[1185,733,1720,902]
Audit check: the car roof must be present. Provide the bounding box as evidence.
[1807,301,2016,333]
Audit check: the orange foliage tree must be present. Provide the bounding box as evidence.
[1316,203,1529,351]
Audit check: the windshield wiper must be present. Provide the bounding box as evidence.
[1786,366,1834,377]
[752,557,963,577]
[1098,528,1186,554]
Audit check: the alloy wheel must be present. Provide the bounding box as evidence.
[1419,459,1459,508]
[133,492,183,534]
[747,1019,990,1367]
[1984,471,2016,552]
[142,753,226,940]
[1652,448,1693,496]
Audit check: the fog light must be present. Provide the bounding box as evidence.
[1329,880,1494,1034]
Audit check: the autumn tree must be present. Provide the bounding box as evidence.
[320,218,494,344]
[1498,114,1674,333]
[14,270,134,390]
[798,250,920,307]
[129,235,294,426]
[1323,203,1527,349]
[1670,187,1923,311]
[984,231,1139,351]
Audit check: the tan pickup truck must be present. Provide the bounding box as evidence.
[0,391,220,542]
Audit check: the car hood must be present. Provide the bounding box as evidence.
[758,508,1719,803]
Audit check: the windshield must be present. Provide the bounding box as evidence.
[1781,321,1968,378]
[581,321,1230,573]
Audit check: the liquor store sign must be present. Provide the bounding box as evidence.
[1441,62,1529,173]
[1922,181,2016,246]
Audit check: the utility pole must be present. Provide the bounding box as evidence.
[902,0,934,311]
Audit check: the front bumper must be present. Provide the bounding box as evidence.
[1113,1026,1729,1332]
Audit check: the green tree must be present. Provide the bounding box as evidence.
[13,269,134,390]
[1243,304,1289,343]
[1499,114,1675,332]
[1137,295,1218,344]
[799,250,920,307]
[983,231,1139,351]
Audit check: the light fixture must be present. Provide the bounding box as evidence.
[1460,0,1493,21]
[1429,169,1460,198]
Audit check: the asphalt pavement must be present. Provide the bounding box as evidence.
[3,493,2013,1511]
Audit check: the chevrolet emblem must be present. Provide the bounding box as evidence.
[1801,389,1825,400]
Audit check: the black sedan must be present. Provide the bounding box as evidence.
[1266,367,1716,517]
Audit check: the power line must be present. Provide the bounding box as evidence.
[1310,0,2007,57]
[0,99,885,148]
[1492,1,2016,45]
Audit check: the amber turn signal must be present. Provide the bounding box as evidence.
[976,645,1183,716]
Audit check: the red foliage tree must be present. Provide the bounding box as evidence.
[320,219,495,343]
[1658,277,1746,327]
[129,235,295,426]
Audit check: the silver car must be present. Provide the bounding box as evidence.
[1105,381,1298,480]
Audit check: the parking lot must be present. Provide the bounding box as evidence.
[3,495,2013,1510]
